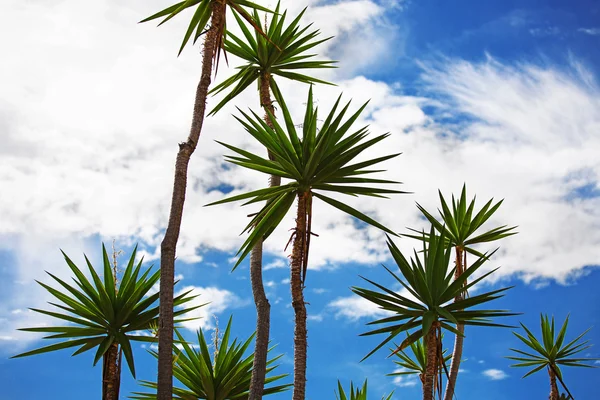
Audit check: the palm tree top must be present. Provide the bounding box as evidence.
[507,313,600,380]
[12,244,200,378]
[405,184,517,256]
[207,86,406,269]
[140,0,273,57]
[352,227,518,360]
[335,379,393,400]
[208,2,336,115]
[132,316,291,399]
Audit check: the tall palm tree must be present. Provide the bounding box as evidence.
[352,228,517,400]
[207,6,334,397]
[12,244,198,400]
[140,1,272,398]
[335,380,393,400]
[404,185,517,399]
[507,314,599,400]
[132,317,291,399]
[208,87,404,399]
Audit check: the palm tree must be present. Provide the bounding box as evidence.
[388,334,451,387]
[335,380,393,400]
[208,87,404,399]
[207,6,334,397]
[132,316,291,399]
[140,1,272,398]
[12,244,198,400]
[404,185,517,399]
[352,227,517,400]
[507,314,599,400]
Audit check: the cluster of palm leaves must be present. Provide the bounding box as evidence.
[131,317,291,399]
[12,244,199,399]
[335,380,393,400]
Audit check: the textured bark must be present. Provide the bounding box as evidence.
[548,366,559,400]
[444,246,465,400]
[248,72,278,400]
[156,2,225,399]
[423,325,439,400]
[102,343,120,400]
[291,192,308,400]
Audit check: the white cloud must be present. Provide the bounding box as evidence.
[482,368,509,380]
[307,313,324,322]
[265,259,287,271]
[578,28,600,36]
[391,368,420,387]
[175,285,249,331]
[329,294,391,320]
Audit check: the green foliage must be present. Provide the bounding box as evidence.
[209,2,335,115]
[131,316,291,399]
[352,227,517,360]
[207,87,405,270]
[507,314,599,380]
[405,184,517,257]
[389,334,451,378]
[12,244,199,378]
[335,380,393,400]
[140,0,272,56]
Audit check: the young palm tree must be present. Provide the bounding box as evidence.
[352,228,517,400]
[335,380,393,400]
[389,334,451,387]
[507,314,599,400]
[12,244,198,400]
[207,6,334,397]
[208,87,404,399]
[405,185,517,399]
[132,317,291,399]
[140,1,272,397]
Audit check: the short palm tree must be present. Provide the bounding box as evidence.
[404,185,517,400]
[208,87,404,400]
[12,244,198,400]
[140,2,272,397]
[389,334,452,387]
[335,380,393,400]
[352,228,516,400]
[132,316,291,399]
[206,6,334,397]
[507,314,599,400]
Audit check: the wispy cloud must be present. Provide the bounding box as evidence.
[482,369,509,380]
[578,27,600,36]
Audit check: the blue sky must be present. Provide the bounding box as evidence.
[1,0,600,399]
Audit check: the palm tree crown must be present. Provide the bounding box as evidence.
[208,2,336,115]
[12,244,198,378]
[208,87,404,274]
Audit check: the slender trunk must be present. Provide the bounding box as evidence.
[102,343,120,400]
[423,324,439,400]
[248,72,279,400]
[548,366,559,400]
[291,192,308,400]
[156,3,225,399]
[444,247,465,400]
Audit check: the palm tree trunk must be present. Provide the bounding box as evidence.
[156,2,225,399]
[102,343,120,400]
[423,324,439,400]
[444,247,465,400]
[548,366,559,400]
[291,192,308,400]
[248,72,279,400]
